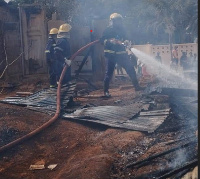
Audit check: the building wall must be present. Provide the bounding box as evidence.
[0,6,21,82]
[91,19,108,80]
[70,25,92,76]
[133,43,198,66]
[20,4,48,75]
[151,43,198,66]
[115,43,198,76]
[47,13,65,33]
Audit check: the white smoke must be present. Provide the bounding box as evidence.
[168,149,188,169]
[131,48,198,90]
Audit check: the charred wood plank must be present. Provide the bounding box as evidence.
[132,168,172,179]
[160,135,196,145]
[16,92,33,96]
[157,159,198,179]
[126,140,197,168]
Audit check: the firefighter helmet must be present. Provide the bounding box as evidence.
[58,23,72,33]
[49,28,58,35]
[110,13,123,21]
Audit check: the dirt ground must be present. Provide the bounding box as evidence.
[0,74,146,179]
[0,74,197,179]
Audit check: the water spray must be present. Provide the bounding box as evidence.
[131,48,197,90]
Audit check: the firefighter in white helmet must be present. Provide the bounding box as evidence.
[100,13,143,97]
[54,23,72,84]
[45,28,58,88]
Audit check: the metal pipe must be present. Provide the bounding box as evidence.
[0,40,99,153]
[18,5,25,76]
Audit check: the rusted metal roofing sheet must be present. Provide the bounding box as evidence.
[63,104,170,133]
[170,96,198,118]
[0,81,76,115]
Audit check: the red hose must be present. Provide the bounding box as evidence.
[0,40,99,153]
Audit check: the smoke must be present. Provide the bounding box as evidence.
[158,148,188,172]
[168,149,188,169]
[131,48,198,90]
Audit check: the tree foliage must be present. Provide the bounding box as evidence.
[7,0,198,44]
[138,0,198,43]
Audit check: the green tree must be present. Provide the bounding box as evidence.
[7,0,197,44]
[139,0,197,43]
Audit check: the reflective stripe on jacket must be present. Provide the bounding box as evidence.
[54,37,71,62]
[100,25,127,55]
[45,37,56,62]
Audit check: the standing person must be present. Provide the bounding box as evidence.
[193,53,197,71]
[137,59,142,80]
[189,52,194,60]
[155,52,162,75]
[180,51,188,71]
[193,53,197,61]
[155,52,162,64]
[188,52,194,69]
[100,13,143,97]
[171,46,179,71]
[54,23,72,85]
[45,28,58,88]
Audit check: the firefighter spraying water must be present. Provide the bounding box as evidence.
[100,13,144,97]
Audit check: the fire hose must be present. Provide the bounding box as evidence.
[0,40,99,153]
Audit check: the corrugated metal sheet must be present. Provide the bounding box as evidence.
[170,96,198,118]
[63,104,170,133]
[144,81,197,97]
[0,81,76,115]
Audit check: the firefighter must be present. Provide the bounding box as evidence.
[54,23,72,85]
[100,13,142,97]
[45,28,58,88]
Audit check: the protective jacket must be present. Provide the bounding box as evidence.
[45,37,57,86]
[54,36,71,83]
[100,26,127,56]
[45,37,56,63]
[54,37,71,62]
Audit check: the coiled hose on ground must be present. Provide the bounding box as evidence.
[0,40,100,153]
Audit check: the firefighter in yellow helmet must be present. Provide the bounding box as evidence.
[54,23,72,84]
[100,13,143,97]
[45,28,58,88]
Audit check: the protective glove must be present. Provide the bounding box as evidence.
[109,38,122,45]
[123,40,132,48]
[64,58,72,66]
